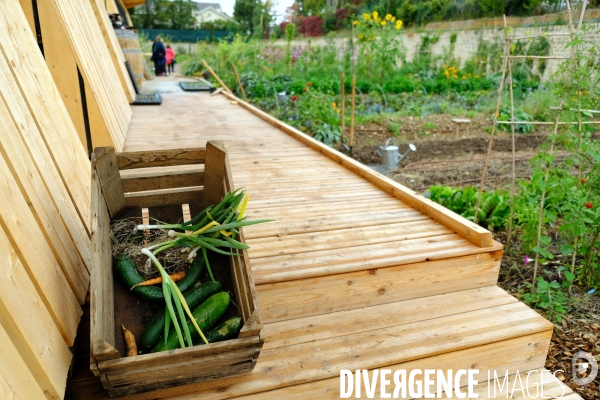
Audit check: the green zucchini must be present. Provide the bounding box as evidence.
[193,317,242,345]
[151,291,230,352]
[115,254,205,302]
[139,281,222,352]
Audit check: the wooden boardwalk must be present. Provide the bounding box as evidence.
[67,87,576,399]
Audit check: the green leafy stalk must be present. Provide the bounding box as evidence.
[141,248,185,349]
[202,247,215,282]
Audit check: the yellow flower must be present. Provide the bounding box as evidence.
[353,20,359,25]
[374,16,380,23]
[363,13,370,20]
[395,20,403,29]
[381,20,387,26]
[462,75,466,79]
[332,102,337,108]
[391,17,396,22]
[373,11,378,19]
[385,14,392,20]
[475,75,480,78]
[358,33,364,39]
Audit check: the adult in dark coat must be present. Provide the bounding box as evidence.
[150,36,167,76]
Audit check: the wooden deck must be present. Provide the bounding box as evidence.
[67,86,576,399]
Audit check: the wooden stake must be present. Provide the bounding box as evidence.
[505,16,517,250]
[231,63,248,102]
[341,71,345,146]
[201,59,232,94]
[350,74,356,149]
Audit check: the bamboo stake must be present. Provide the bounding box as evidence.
[350,74,356,149]
[231,63,247,102]
[341,71,346,146]
[201,59,232,94]
[495,120,600,125]
[473,42,510,224]
[503,55,570,60]
[511,33,571,40]
[506,16,517,250]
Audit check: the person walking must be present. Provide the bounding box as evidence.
[150,36,166,76]
[165,45,176,76]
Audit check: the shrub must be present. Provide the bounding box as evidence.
[301,16,324,37]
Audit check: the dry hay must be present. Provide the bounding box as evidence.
[109,217,191,279]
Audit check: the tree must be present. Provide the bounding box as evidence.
[165,0,197,29]
[130,0,169,29]
[234,0,258,34]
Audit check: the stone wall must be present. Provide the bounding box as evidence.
[285,8,600,81]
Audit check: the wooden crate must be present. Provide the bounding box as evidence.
[89,142,263,397]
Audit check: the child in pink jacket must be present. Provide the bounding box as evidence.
[165,45,176,75]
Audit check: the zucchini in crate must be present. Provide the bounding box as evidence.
[115,253,205,302]
[152,291,231,353]
[139,281,223,352]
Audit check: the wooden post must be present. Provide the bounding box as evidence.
[201,59,233,94]
[341,71,345,146]
[203,141,227,207]
[350,75,356,148]
[231,63,248,102]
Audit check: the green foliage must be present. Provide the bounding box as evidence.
[200,20,241,32]
[312,123,341,146]
[234,0,258,34]
[131,0,196,29]
[496,106,534,133]
[521,273,574,322]
[285,23,296,42]
[427,186,511,231]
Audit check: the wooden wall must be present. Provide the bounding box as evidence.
[0,1,113,398]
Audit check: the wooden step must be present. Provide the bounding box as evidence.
[232,370,579,399]
[257,253,502,323]
[251,234,503,285]
[120,287,553,399]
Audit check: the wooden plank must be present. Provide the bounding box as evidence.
[116,148,206,170]
[0,225,73,399]
[0,321,47,400]
[203,141,227,207]
[90,0,136,103]
[124,187,204,208]
[246,220,453,258]
[257,252,502,323]
[49,0,131,150]
[90,162,119,362]
[243,209,429,239]
[221,91,493,248]
[251,234,503,285]
[262,286,516,350]
[0,153,82,344]
[17,0,36,40]
[235,368,573,400]
[93,147,127,217]
[38,0,87,150]
[121,167,204,193]
[0,136,88,303]
[121,305,552,399]
[0,1,92,234]
[0,70,91,271]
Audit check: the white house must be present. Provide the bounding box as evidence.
[193,2,235,25]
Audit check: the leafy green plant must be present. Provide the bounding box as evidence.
[312,123,341,146]
[496,106,534,133]
[427,186,510,230]
[520,274,574,322]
